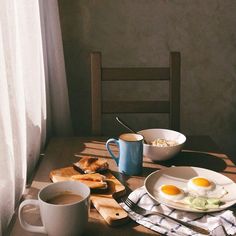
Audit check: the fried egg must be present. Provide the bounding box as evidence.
[158,184,185,200]
[188,177,213,193]
[187,176,214,196]
[187,176,227,198]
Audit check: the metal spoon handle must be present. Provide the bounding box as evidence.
[115,117,147,144]
[115,117,137,134]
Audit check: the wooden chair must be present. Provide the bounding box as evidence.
[91,51,181,136]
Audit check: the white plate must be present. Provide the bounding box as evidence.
[144,166,236,213]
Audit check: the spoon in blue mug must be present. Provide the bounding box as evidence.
[115,116,148,144]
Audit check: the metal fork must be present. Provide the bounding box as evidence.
[123,197,210,235]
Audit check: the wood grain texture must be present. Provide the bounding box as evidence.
[102,67,170,81]
[103,101,170,113]
[169,52,181,131]
[90,172,129,226]
[9,136,236,236]
[90,51,181,135]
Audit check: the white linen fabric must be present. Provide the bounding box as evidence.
[39,0,72,137]
[120,186,236,236]
[0,0,72,235]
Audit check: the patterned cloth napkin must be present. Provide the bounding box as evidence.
[120,186,236,236]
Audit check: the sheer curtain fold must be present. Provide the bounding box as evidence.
[39,0,72,137]
[0,0,72,234]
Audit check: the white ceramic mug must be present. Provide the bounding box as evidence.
[18,181,90,236]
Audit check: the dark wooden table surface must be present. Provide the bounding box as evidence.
[9,136,236,236]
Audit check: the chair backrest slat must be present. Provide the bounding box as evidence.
[91,52,102,135]
[102,67,170,81]
[102,101,170,113]
[91,51,181,135]
[169,52,181,132]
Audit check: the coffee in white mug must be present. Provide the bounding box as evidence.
[46,191,83,205]
[18,181,90,236]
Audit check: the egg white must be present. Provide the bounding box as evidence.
[158,184,185,201]
[187,176,216,197]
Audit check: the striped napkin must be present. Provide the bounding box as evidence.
[120,186,236,236]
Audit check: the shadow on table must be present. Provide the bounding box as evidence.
[87,217,157,235]
[155,150,227,172]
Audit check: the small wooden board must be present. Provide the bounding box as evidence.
[50,167,129,226]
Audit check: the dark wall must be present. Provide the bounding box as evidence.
[58,0,236,158]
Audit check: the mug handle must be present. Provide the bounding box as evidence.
[18,199,46,234]
[106,138,120,165]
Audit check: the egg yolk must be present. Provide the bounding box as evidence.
[161,185,181,195]
[192,178,211,187]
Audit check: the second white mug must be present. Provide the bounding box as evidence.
[18,181,90,236]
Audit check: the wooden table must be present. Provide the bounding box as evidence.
[9,136,236,236]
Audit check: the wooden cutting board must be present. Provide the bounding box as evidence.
[50,167,129,226]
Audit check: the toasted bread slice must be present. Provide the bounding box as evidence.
[71,179,107,189]
[49,167,108,190]
[73,156,109,174]
[49,167,79,182]
[71,173,107,189]
[71,173,106,182]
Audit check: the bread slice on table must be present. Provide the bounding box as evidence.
[71,173,107,189]
[73,156,109,174]
[49,167,78,182]
[49,167,108,190]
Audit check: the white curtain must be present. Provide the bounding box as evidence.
[0,0,72,235]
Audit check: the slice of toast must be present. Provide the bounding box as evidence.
[73,156,109,174]
[49,167,79,182]
[71,173,107,189]
[49,167,108,190]
[71,179,107,189]
[71,172,106,182]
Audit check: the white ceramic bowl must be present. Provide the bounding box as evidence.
[138,129,186,161]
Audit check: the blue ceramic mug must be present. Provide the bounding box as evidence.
[106,133,144,175]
